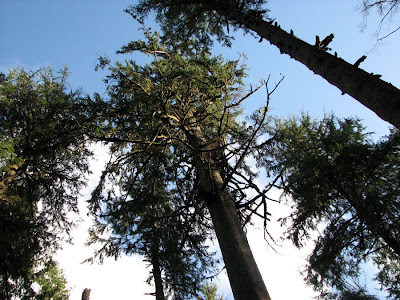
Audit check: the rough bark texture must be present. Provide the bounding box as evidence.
[187,125,271,300]
[213,5,400,128]
[205,190,271,300]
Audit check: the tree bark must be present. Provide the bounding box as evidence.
[187,125,271,300]
[205,190,271,300]
[151,223,166,300]
[199,1,400,128]
[151,255,166,300]
[81,288,91,300]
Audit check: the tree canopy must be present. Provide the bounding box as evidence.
[0,67,92,298]
[34,260,71,300]
[258,114,400,298]
[360,0,400,41]
[2,3,400,299]
[86,26,281,299]
[127,0,400,129]
[87,149,217,299]
[129,0,268,49]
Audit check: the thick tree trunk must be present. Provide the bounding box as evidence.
[205,190,271,300]
[206,2,400,128]
[187,126,271,300]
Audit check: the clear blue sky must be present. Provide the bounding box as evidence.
[1,1,398,299]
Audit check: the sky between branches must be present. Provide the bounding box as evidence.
[1,0,398,299]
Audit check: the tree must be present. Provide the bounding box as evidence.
[35,261,71,300]
[0,67,92,298]
[88,151,217,299]
[128,0,400,129]
[360,0,400,41]
[319,288,380,300]
[200,281,224,300]
[89,28,280,299]
[257,114,400,298]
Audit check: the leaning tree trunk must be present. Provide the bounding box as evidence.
[202,1,400,129]
[187,126,271,300]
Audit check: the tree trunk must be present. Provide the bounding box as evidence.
[81,288,91,300]
[187,125,271,300]
[205,190,271,300]
[151,255,166,300]
[151,223,166,300]
[206,2,400,128]
[3,267,9,300]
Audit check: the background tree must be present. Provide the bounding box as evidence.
[128,0,400,129]
[88,28,281,299]
[88,151,217,299]
[34,260,71,300]
[257,114,400,298]
[0,67,92,298]
[322,289,380,300]
[199,281,225,300]
[360,0,400,41]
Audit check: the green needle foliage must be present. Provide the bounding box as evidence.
[88,27,277,299]
[128,0,268,50]
[0,67,92,298]
[35,260,71,300]
[200,281,224,300]
[88,150,217,299]
[127,0,400,130]
[258,114,400,298]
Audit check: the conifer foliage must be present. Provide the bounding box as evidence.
[259,114,400,298]
[128,0,400,129]
[0,68,92,298]
[88,28,278,299]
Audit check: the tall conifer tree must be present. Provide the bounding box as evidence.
[88,28,279,299]
[258,114,400,298]
[0,68,92,298]
[128,0,400,128]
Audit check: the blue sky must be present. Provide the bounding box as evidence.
[1,0,399,299]
[1,0,397,134]
[0,0,136,94]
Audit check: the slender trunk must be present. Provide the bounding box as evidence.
[151,223,166,300]
[187,126,271,300]
[334,178,400,255]
[151,255,166,300]
[210,3,400,128]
